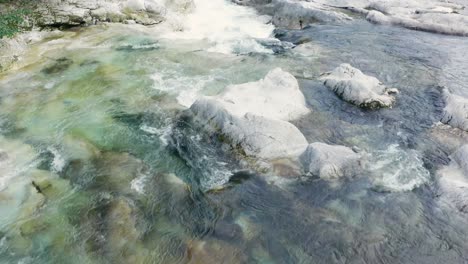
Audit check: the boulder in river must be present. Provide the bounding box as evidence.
[189,97,309,161]
[271,0,352,29]
[233,0,352,29]
[441,88,468,132]
[300,142,363,180]
[365,1,468,37]
[216,67,310,121]
[320,63,399,109]
[182,67,310,161]
[171,68,312,190]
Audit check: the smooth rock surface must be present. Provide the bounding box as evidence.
[321,63,399,109]
[300,142,362,180]
[217,68,309,121]
[271,0,352,29]
[28,0,194,27]
[189,97,309,160]
[441,88,468,132]
[238,0,468,35]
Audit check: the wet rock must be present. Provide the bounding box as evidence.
[62,134,101,161]
[183,68,310,162]
[300,142,362,180]
[186,239,247,264]
[235,214,260,241]
[452,145,468,175]
[430,123,468,154]
[438,145,468,212]
[320,64,399,109]
[441,88,468,132]
[95,152,147,194]
[0,30,65,72]
[105,198,146,262]
[213,221,243,241]
[189,97,308,160]
[365,1,468,36]
[30,170,71,199]
[30,0,195,28]
[271,0,352,29]
[215,68,309,121]
[171,68,312,190]
[234,0,352,29]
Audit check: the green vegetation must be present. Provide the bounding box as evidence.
[0,9,30,38]
[0,1,32,38]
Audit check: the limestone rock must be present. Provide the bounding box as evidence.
[321,64,399,109]
[441,88,468,132]
[189,97,309,160]
[300,142,362,180]
[217,68,309,121]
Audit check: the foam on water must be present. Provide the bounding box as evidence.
[131,174,149,194]
[140,123,173,146]
[369,144,431,192]
[151,69,215,107]
[162,0,275,54]
[47,147,66,173]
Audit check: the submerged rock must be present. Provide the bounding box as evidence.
[452,145,468,175]
[438,145,468,213]
[41,57,73,75]
[320,64,399,109]
[441,88,468,132]
[300,142,362,180]
[186,239,247,264]
[105,197,146,262]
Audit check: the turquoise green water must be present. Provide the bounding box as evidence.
[0,20,468,263]
[0,24,314,263]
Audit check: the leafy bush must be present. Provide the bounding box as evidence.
[0,0,32,38]
[0,9,30,38]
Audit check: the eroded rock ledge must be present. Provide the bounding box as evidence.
[28,0,194,28]
[234,0,468,36]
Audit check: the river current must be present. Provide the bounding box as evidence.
[0,0,468,263]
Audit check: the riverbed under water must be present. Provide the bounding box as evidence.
[0,1,468,263]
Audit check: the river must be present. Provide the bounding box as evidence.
[0,0,468,263]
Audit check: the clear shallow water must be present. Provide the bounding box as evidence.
[0,7,468,264]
